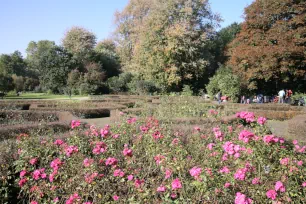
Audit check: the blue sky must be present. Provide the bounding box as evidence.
[0,0,253,56]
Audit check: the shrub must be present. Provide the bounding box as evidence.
[206,66,241,102]
[107,73,133,93]
[291,92,306,102]
[0,110,59,126]
[12,112,306,203]
[128,80,159,95]
[181,85,194,96]
[0,140,19,203]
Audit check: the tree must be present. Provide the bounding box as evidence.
[81,62,107,94]
[26,40,56,76]
[96,39,116,53]
[206,66,241,102]
[210,23,241,72]
[115,0,221,92]
[12,75,24,93]
[37,46,75,93]
[24,77,39,91]
[0,74,14,93]
[0,51,27,76]
[94,39,121,78]
[107,72,133,93]
[62,26,96,61]
[228,0,306,93]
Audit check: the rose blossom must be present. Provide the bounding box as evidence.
[224,182,231,188]
[207,143,215,150]
[234,168,247,181]
[172,178,182,190]
[127,175,134,181]
[280,158,290,166]
[165,168,172,179]
[83,158,94,167]
[257,117,267,125]
[71,120,81,129]
[113,195,119,201]
[252,177,260,185]
[18,178,27,187]
[105,157,118,166]
[20,170,27,178]
[275,181,286,192]
[238,130,254,143]
[235,192,253,204]
[219,166,230,174]
[157,185,166,192]
[122,144,133,157]
[29,158,38,165]
[266,189,277,200]
[189,166,202,179]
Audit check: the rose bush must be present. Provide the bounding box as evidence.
[13,113,306,203]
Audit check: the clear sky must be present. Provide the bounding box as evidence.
[0,0,254,56]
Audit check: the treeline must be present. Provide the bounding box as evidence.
[0,27,121,95]
[1,0,305,100]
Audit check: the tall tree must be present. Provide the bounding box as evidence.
[228,0,306,93]
[26,40,56,76]
[62,26,97,62]
[115,0,220,92]
[37,46,75,93]
[211,23,241,70]
[95,39,121,78]
[0,51,26,76]
[0,74,14,93]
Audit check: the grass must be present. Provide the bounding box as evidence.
[4,93,88,100]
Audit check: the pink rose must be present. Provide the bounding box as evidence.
[113,195,119,201]
[172,178,182,190]
[157,185,166,192]
[275,181,286,192]
[266,189,277,200]
[235,192,253,204]
[252,177,260,185]
[257,117,267,125]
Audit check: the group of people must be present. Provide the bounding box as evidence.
[240,94,263,104]
[278,89,292,104]
[239,89,293,104]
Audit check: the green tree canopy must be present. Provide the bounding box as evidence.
[94,39,121,78]
[62,26,97,61]
[37,46,75,93]
[211,23,241,71]
[115,0,221,92]
[0,51,26,76]
[0,74,14,93]
[26,40,56,76]
[206,66,241,102]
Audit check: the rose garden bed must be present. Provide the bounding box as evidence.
[0,111,305,203]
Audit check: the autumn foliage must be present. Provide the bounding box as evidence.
[228,0,306,93]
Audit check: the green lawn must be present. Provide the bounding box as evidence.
[4,93,88,100]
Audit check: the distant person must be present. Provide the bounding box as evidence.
[278,89,285,103]
[216,91,221,104]
[257,94,263,104]
[287,89,293,104]
[241,96,246,104]
[253,96,258,103]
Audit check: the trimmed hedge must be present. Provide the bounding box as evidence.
[30,108,111,119]
[0,104,30,110]
[0,122,70,141]
[0,110,59,125]
[251,110,302,120]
